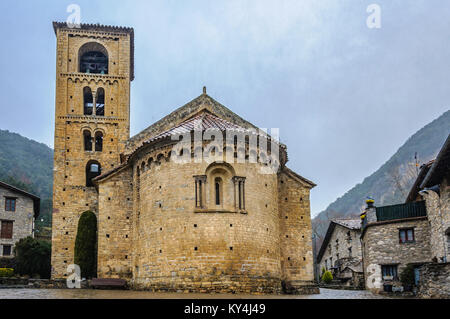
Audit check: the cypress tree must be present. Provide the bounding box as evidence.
[74,211,97,278]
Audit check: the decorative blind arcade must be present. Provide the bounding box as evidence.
[194,175,246,211]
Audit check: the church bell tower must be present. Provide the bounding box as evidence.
[51,22,134,278]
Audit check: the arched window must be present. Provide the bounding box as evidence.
[94,132,103,152]
[86,161,101,187]
[79,42,108,74]
[83,130,92,151]
[96,88,105,116]
[83,87,93,115]
[215,177,222,206]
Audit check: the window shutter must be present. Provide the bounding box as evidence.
[1,221,13,239]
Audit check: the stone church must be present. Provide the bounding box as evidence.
[51,22,317,294]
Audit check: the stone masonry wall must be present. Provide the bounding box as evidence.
[51,26,132,278]
[278,171,315,290]
[129,147,283,293]
[97,167,133,279]
[422,176,450,262]
[362,218,431,293]
[417,262,450,299]
[0,187,35,256]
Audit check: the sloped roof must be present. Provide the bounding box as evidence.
[282,166,316,188]
[405,160,434,203]
[421,134,450,188]
[0,181,40,217]
[125,91,264,154]
[144,110,246,145]
[97,91,314,187]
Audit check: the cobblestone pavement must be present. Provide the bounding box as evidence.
[0,288,409,299]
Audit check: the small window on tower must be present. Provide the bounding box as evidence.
[79,42,108,74]
[86,161,101,187]
[96,88,105,116]
[83,130,92,151]
[215,177,222,205]
[83,87,93,115]
[95,132,103,152]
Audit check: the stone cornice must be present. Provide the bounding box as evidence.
[58,115,125,123]
[66,30,124,41]
[60,73,127,82]
[53,21,133,36]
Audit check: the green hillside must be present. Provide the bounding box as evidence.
[313,110,450,241]
[0,129,53,228]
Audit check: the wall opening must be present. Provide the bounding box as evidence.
[215,177,222,205]
[79,42,108,74]
[83,130,92,151]
[86,160,101,187]
[83,87,93,115]
[95,88,105,116]
[95,132,103,152]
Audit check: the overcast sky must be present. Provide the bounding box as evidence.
[0,0,449,216]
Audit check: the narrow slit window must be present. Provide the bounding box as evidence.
[83,87,93,115]
[83,130,92,151]
[96,88,105,116]
[95,132,103,152]
[194,176,206,208]
[215,178,221,205]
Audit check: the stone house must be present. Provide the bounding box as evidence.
[316,219,364,288]
[50,22,318,294]
[410,134,450,298]
[361,135,450,297]
[360,199,431,293]
[0,181,40,257]
[416,134,450,263]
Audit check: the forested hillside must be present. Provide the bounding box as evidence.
[0,129,53,229]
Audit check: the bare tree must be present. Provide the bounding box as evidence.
[388,160,419,199]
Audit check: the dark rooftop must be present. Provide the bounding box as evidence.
[0,181,40,217]
[420,134,450,188]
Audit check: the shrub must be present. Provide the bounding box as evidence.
[0,268,14,277]
[14,237,51,279]
[400,264,416,291]
[321,266,326,276]
[321,270,333,284]
[74,211,97,279]
[0,257,16,269]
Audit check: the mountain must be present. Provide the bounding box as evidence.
[312,110,450,243]
[0,129,53,227]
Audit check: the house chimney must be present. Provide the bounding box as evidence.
[363,197,377,223]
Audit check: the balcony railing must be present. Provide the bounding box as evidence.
[375,201,426,222]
